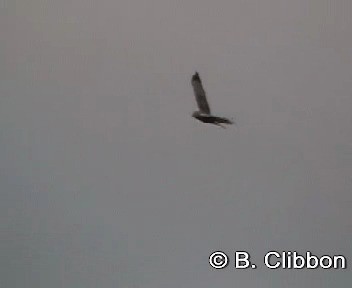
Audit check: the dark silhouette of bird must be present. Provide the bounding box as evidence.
[191,72,234,128]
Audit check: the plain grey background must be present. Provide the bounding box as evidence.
[1,0,352,287]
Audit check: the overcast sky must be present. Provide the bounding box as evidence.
[1,0,352,287]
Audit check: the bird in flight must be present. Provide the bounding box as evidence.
[191,72,234,128]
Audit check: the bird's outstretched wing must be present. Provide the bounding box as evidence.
[191,72,211,114]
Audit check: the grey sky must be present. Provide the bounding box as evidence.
[1,0,352,287]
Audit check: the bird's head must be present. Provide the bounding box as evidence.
[192,111,201,118]
[192,72,200,82]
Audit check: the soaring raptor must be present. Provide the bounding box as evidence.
[191,72,234,128]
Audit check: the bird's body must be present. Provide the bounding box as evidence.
[191,72,234,128]
[192,112,233,128]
